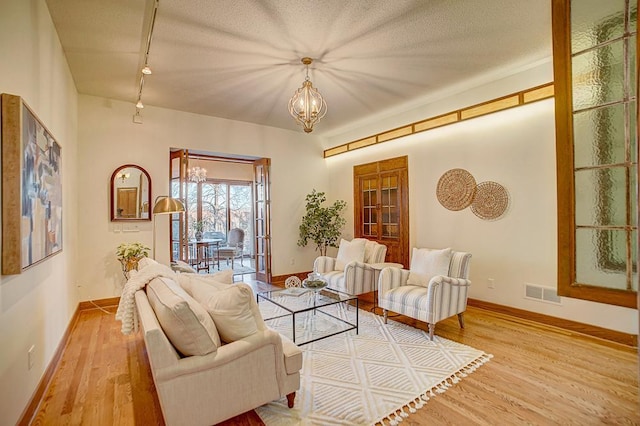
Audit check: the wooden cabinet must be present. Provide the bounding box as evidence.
[354,156,409,268]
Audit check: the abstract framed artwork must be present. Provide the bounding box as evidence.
[1,94,62,274]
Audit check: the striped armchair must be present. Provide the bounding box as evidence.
[378,250,472,340]
[313,240,387,295]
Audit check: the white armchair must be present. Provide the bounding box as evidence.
[314,238,387,295]
[378,250,472,340]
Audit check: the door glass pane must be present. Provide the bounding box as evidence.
[629,35,637,95]
[572,40,625,110]
[230,184,252,256]
[630,101,637,163]
[573,103,626,167]
[576,228,627,289]
[571,0,625,53]
[201,183,227,239]
[575,167,627,226]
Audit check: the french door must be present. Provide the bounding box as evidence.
[253,158,271,282]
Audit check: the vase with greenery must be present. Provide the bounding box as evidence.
[297,189,347,256]
[192,220,205,241]
[116,242,150,274]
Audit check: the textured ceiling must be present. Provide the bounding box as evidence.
[45,0,552,135]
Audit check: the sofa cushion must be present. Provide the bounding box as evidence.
[406,247,452,287]
[146,277,221,356]
[335,238,366,271]
[188,282,266,343]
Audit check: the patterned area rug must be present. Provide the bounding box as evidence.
[256,305,491,425]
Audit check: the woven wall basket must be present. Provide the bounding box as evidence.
[471,181,509,220]
[436,168,477,211]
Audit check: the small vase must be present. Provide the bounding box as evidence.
[195,231,203,241]
[120,256,142,279]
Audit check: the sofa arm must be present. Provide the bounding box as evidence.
[154,329,285,382]
[378,267,410,294]
[314,256,336,274]
[343,260,377,294]
[426,276,472,322]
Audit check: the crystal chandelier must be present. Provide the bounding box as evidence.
[288,57,327,133]
[188,166,207,183]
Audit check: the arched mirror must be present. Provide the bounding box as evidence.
[110,164,152,221]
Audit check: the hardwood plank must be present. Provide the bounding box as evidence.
[31,297,638,425]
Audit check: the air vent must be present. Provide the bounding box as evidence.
[524,283,561,305]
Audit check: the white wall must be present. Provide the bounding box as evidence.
[0,1,79,424]
[324,61,638,335]
[77,95,329,300]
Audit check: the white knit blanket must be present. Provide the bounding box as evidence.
[115,263,176,335]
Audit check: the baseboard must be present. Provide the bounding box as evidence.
[468,298,638,347]
[78,296,120,310]
[18,303,82,425]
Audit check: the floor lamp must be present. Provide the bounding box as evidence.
[152,196,185,260]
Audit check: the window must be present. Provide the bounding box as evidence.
[552,0,637,307]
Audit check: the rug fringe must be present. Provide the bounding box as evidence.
[375,352,493,426]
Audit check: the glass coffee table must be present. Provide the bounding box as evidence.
[257,287,358,345]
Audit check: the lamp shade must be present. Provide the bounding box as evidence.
[153,196,185,215]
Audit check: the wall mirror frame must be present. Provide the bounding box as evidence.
[110,164,152,221]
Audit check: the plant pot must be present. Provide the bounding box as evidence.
[195,231,203,241]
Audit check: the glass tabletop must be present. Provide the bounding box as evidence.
[257,287,355,314]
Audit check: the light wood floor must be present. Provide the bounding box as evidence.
[31,287,639,425]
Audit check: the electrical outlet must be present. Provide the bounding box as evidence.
[289,258,295,266]
[28,345,35,370]
[487,278,495,289]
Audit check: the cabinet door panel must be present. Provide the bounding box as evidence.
[354,156,409,267]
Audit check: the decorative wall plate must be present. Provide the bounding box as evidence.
[436,168,477,211]
[471,181,509,220]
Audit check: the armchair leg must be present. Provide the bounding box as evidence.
[383,309,388,324]
[457,313,465,329]
[428,323,435,341]
[286,392,296,408]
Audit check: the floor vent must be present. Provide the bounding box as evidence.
[524,283,561,305]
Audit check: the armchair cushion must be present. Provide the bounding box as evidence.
[406,247,452,287]
[146,277,221,356]
[335,238,366,270]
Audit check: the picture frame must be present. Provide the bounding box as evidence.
[1,93,63,275]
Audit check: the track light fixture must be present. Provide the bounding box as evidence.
[133,0,158,120]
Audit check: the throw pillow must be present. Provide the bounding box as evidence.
[406,247,453,287]
[177,269,234,296]
[335,238,366,271]
[146,276,221,356]
[189,283,266,343]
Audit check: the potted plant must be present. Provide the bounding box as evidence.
[297,189,347,256]
[116,242,150,274]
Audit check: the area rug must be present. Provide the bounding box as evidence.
[256,305,492,425]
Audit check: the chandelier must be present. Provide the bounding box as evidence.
[288,57,327,133]
[188,166,207,183]
[117,172,130,183]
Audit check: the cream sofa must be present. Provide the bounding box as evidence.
[135,275,302,426]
